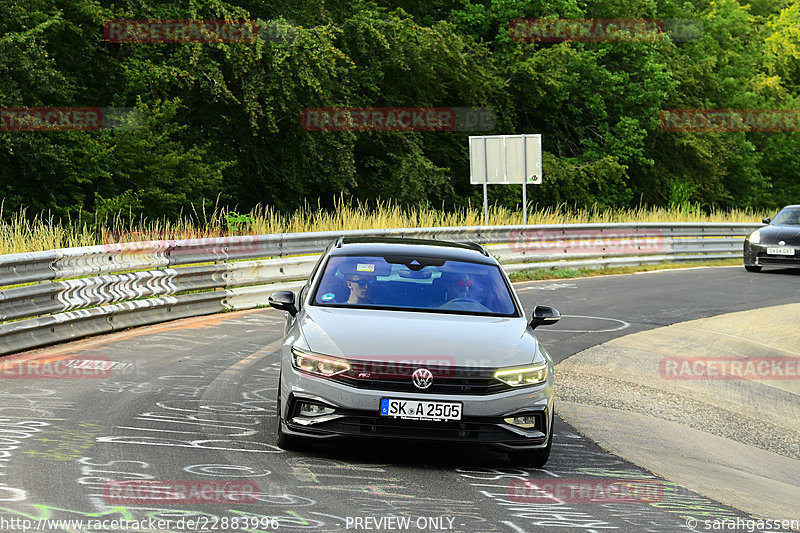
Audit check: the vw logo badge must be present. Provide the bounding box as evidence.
[412,368,434,390]
[779,240,786,246]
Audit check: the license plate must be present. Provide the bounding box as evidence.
[767,247,794,255]
[380,399,462,421]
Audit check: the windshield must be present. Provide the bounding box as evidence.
[771,207,800,226]
[312,255,518,316]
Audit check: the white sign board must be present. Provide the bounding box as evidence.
[469,134,542,185]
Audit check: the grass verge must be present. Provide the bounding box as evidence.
[509,259,742,282]
[0,197,767,255]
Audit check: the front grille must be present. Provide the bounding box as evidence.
[330,360,512,395]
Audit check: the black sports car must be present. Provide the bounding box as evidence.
[744,205,800,272]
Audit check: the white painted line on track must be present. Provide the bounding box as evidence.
[517,282,577,292]
[632,265,740,274]
[547,315,631,333]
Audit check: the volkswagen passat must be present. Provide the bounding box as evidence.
[269,237,560,466]
[744,205,800,272]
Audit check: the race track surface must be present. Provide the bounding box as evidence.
[1,266,798,532]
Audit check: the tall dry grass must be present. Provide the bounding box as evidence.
[0,199,768,255]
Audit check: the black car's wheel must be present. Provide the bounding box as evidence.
[275,374,308,451]
[745,264,762,272]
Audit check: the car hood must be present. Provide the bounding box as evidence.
[758,225,800,244]
[298,306,541,368]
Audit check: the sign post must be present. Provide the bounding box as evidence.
[469,134,542,225]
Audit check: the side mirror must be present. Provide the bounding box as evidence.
[762,218,771,224]
[530,305,561,329]
[269,291,297,317]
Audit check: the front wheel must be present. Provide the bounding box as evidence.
[744,264,762,273]
[508,416,554,468]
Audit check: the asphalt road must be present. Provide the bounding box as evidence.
[1,266,799,533]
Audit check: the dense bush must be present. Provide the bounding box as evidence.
[1,0,798,221]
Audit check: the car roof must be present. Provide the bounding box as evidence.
[779,205,800,209]
[330,237,495,264]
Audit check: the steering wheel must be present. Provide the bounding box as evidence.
[443,298,480,305]
[438,298,492,313]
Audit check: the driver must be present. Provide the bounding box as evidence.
[443,273,471,300]
[346,275,374,304]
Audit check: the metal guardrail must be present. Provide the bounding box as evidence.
[0,223,759,356]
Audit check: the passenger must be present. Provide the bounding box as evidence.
[346,275,374,304]
[443,273,472,300]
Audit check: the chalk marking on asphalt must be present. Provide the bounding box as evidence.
[5,308,268,359]
[539,469,560,478]
[545,315,631,334]
[517,283,577,292]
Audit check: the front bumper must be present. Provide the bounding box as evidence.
[744,243,800,267]
[279,365,554,451]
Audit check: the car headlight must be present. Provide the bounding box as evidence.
[749,230,760,244]
[494,363,548,387]
[291,347,350,377]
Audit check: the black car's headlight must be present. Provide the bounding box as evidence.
[748,230,761,244]
[494,363,548,387]
[291,347,350,377]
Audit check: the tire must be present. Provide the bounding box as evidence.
[744,264,762,273]
[275,374,309,451]
[508,413,554,468]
